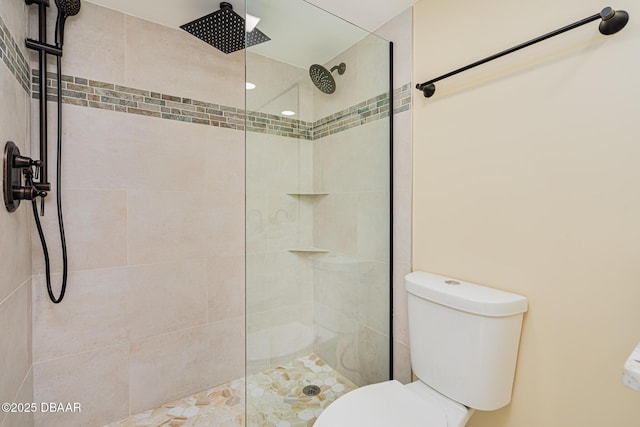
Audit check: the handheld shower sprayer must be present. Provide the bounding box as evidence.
[20,0,82,303]
[54,0,81,47]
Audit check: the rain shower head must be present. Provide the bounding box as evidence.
[309,62,346,94]
[180,2,270,54]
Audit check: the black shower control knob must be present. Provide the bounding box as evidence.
[11,185,48,201]
[13,154,37,168]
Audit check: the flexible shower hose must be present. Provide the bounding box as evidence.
[29,49,68,304]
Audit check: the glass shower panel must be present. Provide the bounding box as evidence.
[245,0,391,424]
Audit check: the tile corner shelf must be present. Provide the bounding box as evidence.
[288,248,330,253]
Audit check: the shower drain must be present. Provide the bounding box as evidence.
[302,385,321,396]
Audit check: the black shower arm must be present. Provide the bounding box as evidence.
[415,7,628,98]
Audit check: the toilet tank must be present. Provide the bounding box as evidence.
[406,272,528,411]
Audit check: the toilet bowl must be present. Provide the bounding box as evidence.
[314,379,473,427]
[315,271,528,426]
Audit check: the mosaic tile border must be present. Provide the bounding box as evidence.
[393,83,412,115]
[246,110,312,140]
[32,70,248,131]
[0,14,31,93]
[4,9,411,137]
[33,70,411,140]
[311,93,390,140]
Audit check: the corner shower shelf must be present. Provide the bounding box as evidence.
[288,247,330,253]
[286,192,329,196]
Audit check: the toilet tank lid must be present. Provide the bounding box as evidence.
[406,272,528,317]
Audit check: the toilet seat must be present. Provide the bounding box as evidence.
[315,380,448,427]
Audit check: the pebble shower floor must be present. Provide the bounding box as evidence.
[105,354,356,427]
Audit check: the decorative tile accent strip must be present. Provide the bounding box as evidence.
[0,14,31,93]
[32,70,247,131]
[245,110,312,139]
[312,92,391,140]
[32,69,412,140]
[393,83,412,115]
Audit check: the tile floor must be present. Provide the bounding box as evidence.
[106,354,356,427]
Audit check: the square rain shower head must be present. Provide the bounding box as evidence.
[180,2,270,54]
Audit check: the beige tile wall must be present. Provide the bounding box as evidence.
[245,51,316,364]
[0,1,33,426]
[12,3,413,427]
[244,30,401,385]
[28,3,245,426]
[245,9,412,389]
[2,369,34,427]
[128,317,244,414]
[245,127,316,372]
[313,119,392,387]
[312,32,391,121]
[246,52,314,123]
[33,344,129,427]
[0,280,33,427]
[311,29,394,387]
[311,8,414,387]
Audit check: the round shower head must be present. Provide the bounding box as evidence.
[309,63,347,94]
[55,0,81,17]
[599,7,629,35]
[310,64,337,94]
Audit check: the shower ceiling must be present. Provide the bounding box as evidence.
[85,0,415,67]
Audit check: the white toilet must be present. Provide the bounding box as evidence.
[315,271,528,427]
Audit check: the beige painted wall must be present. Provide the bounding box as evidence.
[413,0,640,425]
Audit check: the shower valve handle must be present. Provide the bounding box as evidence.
[13,155,41,168]
[14,156,43,180]
[12,186,47,201]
